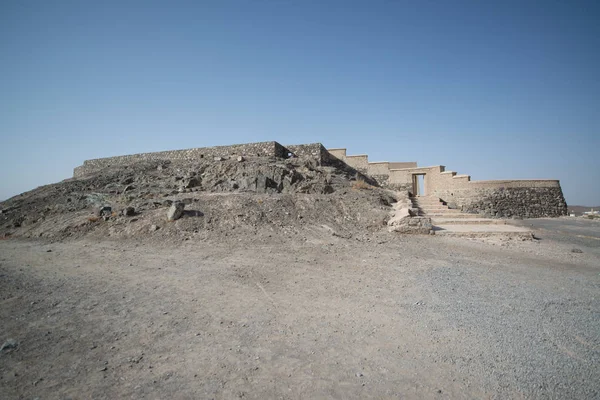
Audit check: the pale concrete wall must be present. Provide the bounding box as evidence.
[466,179,561,188]
[398,165,567,217]
[384,164,566,216]
[367,162,390,176]
[388,169,413,191]
[327,148,347,159]
[325,148,416,188]
[345,155,369,172]
[389,162,417,169]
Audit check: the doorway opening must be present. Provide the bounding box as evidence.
[412,174,426,196]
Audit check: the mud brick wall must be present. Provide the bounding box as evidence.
[74,142,287,177]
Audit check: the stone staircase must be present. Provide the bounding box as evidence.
[410,196,532,238]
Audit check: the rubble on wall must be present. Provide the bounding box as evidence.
[387,191,433,234]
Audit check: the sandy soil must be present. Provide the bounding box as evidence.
[1,227,599,400]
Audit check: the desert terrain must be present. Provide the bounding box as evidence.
[1,221,599,399]
[1,155,598,399]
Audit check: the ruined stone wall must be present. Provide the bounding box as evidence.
[433,186,567,218]
[74,142,288,177]
[285,143,333,165]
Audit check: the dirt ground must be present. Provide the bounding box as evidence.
[1,222,599,399]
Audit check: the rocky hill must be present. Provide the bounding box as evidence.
[0,154,400,243]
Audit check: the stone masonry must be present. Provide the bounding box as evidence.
[73,141,567,218]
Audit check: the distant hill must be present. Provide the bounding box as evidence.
[567,205,600,216]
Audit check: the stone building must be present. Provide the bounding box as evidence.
[73,141,567,219]
[327,148,567,218]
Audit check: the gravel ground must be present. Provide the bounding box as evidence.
[0,227,599,399]
[509,216,600,249]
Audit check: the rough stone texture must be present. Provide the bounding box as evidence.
[74,142,341,178]
[370,174,390,187]
[74,142,288,177]
[71,140,567,220]
[122,206,135,216]
[285,144,324,161]
[167,202,185,221]
[95,206,112,217]
[285,143,341,167]
[388,215,432,234]
[387,191,432,234]
[434,187,567,218]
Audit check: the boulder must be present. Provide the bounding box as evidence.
[95,206,112,217]
[122,206,135,216]
[182,177,201,189]
[1,339,18,351]
[387,207,431,234]
[256,175,267,193]
[167,202,185,221]
[388,215,432,234]
[322,184,334,194]
[387,207,413,225]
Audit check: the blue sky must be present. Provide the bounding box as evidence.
[1,0,598,205]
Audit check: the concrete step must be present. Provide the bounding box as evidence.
[420,209,462,214]
[432,218,506,225]
[424,213,482,218]
[411,200,444,205]
[433,224,533,239]
[410,198,442,204]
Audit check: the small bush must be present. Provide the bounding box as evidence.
[351,179,373,190]
[88,216,100,223]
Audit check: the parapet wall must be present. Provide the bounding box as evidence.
[434,186,567,218]
[72,140,567,218]
[285,143,338,166]
[326,148,567,218]
[325,148,416,188]
[389,165,566,217]
[74,142,330,177]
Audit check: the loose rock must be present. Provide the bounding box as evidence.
[95,206,112,217]
[167,202,185,221]
[122,207,135,216]
[1,339,18,351]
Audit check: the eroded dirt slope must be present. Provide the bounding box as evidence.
[0,156,396,242]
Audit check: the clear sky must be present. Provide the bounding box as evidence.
[1,0,598,205]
